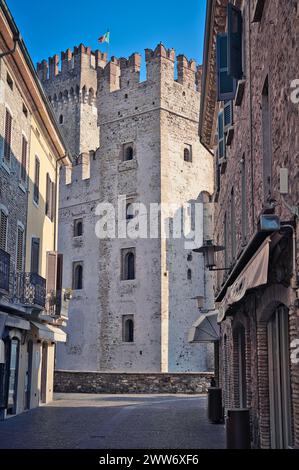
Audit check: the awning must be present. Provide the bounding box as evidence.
[31,322,67,343]
[218,237,271,323]
[188,311,220,343]
[5,314,30,331]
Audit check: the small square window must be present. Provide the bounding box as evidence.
[6,73,13,91]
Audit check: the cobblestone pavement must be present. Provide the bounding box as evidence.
[0,394,225,449]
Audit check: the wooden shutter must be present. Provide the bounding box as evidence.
[224,101,233,131]
[21,136,27,182]
[30,238,40,274]
[227,3,243,80]
[16,227,24,272]
[46,252,57,293]
[4,110,12,162]
[216,34,236,102]
[51,181,55,222]
[34,158,40,204]
[0,211,8,251]
[218,110,225,160]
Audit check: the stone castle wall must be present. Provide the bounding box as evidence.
[39,44,215,374]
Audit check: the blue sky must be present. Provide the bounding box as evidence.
[7,0,207,73]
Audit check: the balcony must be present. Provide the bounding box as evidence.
[0,248,10,295]
[45,289,71,319]
[14,272,46,310]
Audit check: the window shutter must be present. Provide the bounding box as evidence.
[46,173,50,217]
[224,101,233,131]
[21,137,27,182]
[16,227,24,272]
[0,211,8,251]
[51,181,55,222]
[216,33,236,101]
[227,3,243,80]
[30,238,40,274]
[4,110,12,162]
[34,158,40,204]
[46,252,57,293]
[217,110,225,160]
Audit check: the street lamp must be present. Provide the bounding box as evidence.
[193,240,228,271]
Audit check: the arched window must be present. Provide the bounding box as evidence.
[73,262,83,290]
[59,115,63,124]
[126,252,135,280]
[184,145,192,162]
[126,203,134,221]
[122,249,136,280]
[123,143,134,161]
[123,316,134,343]
[74,218,83,237]
[187,269,192,280]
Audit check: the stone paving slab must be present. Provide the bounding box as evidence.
[0,394,225,449]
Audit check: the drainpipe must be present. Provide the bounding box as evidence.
[54,155,68,252]
[0,33,19,59]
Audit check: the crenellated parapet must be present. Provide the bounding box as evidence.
[60,150,99,186]
[97,43,200,95]
[37,44,107,82]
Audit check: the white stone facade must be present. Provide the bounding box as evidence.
[39,44,215,373]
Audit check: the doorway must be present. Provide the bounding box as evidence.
[40,343,48,404]
[7,338,20,415]
[24,341,33,410]
[267,305,292,449]
[237,325,247,409]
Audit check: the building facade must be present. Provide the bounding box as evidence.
[0,1,70,419]
[200,0,299,448]
[37,44,215,373]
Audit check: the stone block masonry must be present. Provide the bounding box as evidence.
[54,371,214,394]
[38,43,215,374]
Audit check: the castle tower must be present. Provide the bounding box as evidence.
[42,44,214,373]
[37,45,107,155]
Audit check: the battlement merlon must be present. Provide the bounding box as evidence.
[60,150,99,186]
[97,44,199,94]
[37,45,108,83]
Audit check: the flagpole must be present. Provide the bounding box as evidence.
[107,28,110,60]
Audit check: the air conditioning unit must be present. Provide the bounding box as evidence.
[252,0,265,23]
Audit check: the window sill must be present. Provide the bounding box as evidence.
[118,159,138,172]
[18,182,27,194]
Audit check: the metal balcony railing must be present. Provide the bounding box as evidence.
[0,248,10,294]
[45,289,71,318]
[14,272,46,309]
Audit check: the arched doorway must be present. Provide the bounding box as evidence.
[267,305,292,448]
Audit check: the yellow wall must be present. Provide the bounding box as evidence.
[26,115,59,278]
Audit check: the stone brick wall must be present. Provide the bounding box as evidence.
[50,44,215,374]
[0,54,30,277]
[208,0,299,449]
[54,370,214,394]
